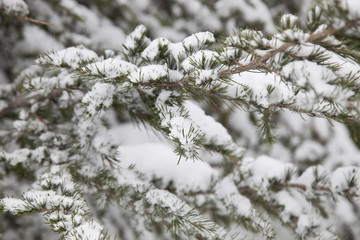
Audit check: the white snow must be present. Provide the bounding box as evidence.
[274,191,302,222]
[227,110,258,148]
[50,150,68,164]
[0,0,29,16]
[108,122,163,145]
[242,156,295,192]
[60,0,100,33]
[156,100,244,159]
[91,24,125,50]
[182,31,215,51]
[275,29,309,43]
[339,0,360,18]
[184,101,233,145]
[330,166,360,193]
[283,60,336,90]
[335,197,357,224]
[218,47,243,63]
[128,65,168,83]
[166,115,199,156]
[118,143,217,191]
[325,123,360,168]
[145,188,217,238]
[85,58,137,78]
[280,14,299,29]
[122,25,149,54]
[191,69,218,85]
[0,147,46,166]
[215,176,252,217]
[146,189,191,215]
[181,50,219,72]
[312,118,331,140]
[0,100,7,111]
[0,148,31,166]
[14,25,64,55]
[168,32,215,66]
[0,198,27,214]
[295,215,313,237]
[294,140,325,162]
[66,220,105,240]
[295,165,328,189]
[282,60,354,109]
[36,46,98,69]
[169,69,184,81]
[215,0,275,33]
[141,38,171,61]
[23,190,57,209]
[82,82,115,115]
[227,71,294,107]
[25,71,75,93]
[225,29,265,48]
[168,42,186,64]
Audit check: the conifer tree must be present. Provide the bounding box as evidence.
[1,0,360,239]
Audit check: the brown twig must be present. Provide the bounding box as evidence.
[15,15,54,26]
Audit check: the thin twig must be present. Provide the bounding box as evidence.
[15,15,54,26]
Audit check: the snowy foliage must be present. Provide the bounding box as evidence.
[1,0,360,239]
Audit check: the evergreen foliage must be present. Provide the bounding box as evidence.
[1,0,360,239]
